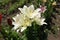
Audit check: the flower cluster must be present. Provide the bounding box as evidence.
[12,5,47,32]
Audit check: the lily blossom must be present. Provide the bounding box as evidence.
[12,5,47,32]
[39,5,47,13]
[18,5,41,18]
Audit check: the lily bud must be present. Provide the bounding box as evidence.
[7,17,12,26]
[52,1,56,6]
[43,0,47,3]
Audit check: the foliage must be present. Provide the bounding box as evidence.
[1,25,22,40]
[0,0,27,14]
[0,0,59,40]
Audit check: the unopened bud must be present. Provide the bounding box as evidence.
[52,1,56,6]
[7,17,12,26]
[43,0,47,2]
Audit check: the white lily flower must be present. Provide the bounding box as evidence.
[12,5,47,32]
[18,5,41,18]
[12,13,32,32]
[36,18,47,25]
[33,13,47,25]
[12,14,22,30]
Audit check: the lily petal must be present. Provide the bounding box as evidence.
[21,27,27,32]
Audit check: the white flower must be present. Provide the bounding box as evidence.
[12,14,22,30]
[12,5,47,32]
[36,18,47,25]
[18,5,41,18]
[12,13,32,32]
[33,14,47,25]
